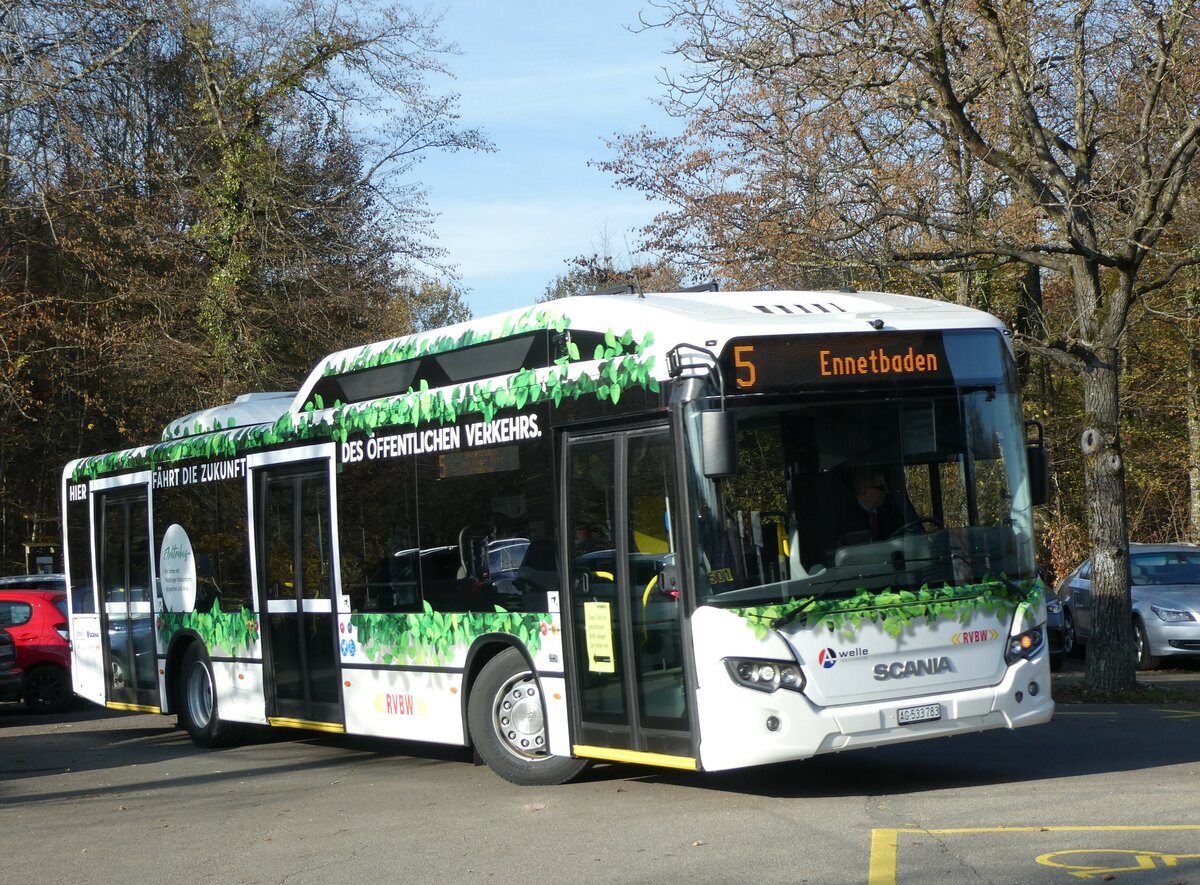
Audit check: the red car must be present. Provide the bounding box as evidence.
[0,586,73,712]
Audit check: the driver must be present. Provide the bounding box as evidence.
[834,468,901,543]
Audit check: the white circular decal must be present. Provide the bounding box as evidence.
[159,523,197,612]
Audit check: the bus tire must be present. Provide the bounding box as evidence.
[467,647,588,786]
[179,643,241,748]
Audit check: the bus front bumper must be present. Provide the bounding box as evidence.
[695,656,1054,772]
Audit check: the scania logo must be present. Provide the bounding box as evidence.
[951,629,999,645]
[873,656,956,681]
[818,648,837,669]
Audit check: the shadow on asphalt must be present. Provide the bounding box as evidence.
[4,665,1199,802]
[610,699,1200,798]
[1,697,473,797]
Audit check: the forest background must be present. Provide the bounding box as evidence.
[5,0,1200,692]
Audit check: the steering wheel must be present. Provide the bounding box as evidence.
[889,516,943,538]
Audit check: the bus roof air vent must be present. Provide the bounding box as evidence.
[745,290,899,317]
[752,300,851,315]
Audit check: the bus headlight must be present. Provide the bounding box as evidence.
[724,658,805,693]
[1004,626,1045,665]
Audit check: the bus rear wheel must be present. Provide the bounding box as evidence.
[468,647,588,786]
[179,644,242,748]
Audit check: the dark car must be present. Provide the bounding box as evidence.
[1044,585,1065,672]
[0,627,23,703]
[0,587,73,712]
[488,538,531,604]
[106,609,158,690]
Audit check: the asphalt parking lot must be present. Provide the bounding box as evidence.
[3,665,1200,885]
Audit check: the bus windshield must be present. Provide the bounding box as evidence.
[689,386,1036,607]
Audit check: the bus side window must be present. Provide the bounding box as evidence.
[336,455,419,615]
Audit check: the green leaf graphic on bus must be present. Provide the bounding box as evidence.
[348,604,549,666]
[70,314,660,482]
[156,608,260,656]
[732,578,1043,641]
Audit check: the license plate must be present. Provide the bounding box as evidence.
[897,703,941,725]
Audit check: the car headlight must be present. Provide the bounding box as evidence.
[1045,596,1062,615]
[724,658,806,693]
[1151,604,1197,623]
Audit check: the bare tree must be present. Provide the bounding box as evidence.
[0,0,490,571]
[613,0,1200,692]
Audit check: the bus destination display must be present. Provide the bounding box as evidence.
[721,331,955,392]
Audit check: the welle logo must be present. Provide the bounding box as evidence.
[817,646,869,669]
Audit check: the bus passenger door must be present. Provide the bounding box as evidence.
[96,488,160,711]
[255,463,343,729]
[564,427,694,765]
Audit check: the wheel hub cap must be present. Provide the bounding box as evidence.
[496,675,546,759]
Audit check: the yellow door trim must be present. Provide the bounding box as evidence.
[573,745,698,770]
[106,701,161,713]
[268,716,345,734]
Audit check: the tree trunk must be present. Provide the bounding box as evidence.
[1189,337,1200,544]
[1015,263,1042,383]
[1080,349,1137,693]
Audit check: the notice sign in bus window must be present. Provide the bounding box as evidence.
[583,601,616,673]
[720,330,981,392]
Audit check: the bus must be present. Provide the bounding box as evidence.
[60,288,1054,785]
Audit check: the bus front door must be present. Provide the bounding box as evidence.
[564,428,694,765]
[255,464,343,729]
[97,488,160,711]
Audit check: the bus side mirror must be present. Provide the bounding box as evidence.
[702,410,738,478]
[1025,420,1050,506]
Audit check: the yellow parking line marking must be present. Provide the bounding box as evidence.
[1038,848,1200,879]
[868,828,900,885]
[869,825,1200,885]
[1155,708,1200,719]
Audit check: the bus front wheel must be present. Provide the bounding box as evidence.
[179,643,242,748]
[467,647,588,786]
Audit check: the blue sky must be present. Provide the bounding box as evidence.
[415,2,683,318]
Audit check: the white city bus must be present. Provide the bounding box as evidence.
[61,288,1053,785]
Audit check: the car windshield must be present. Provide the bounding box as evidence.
[1131,552,1200,586]
[687,387,1036,607]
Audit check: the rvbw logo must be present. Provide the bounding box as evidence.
[818,648,838,669]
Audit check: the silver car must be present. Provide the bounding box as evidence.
[1056,543,1200,670]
